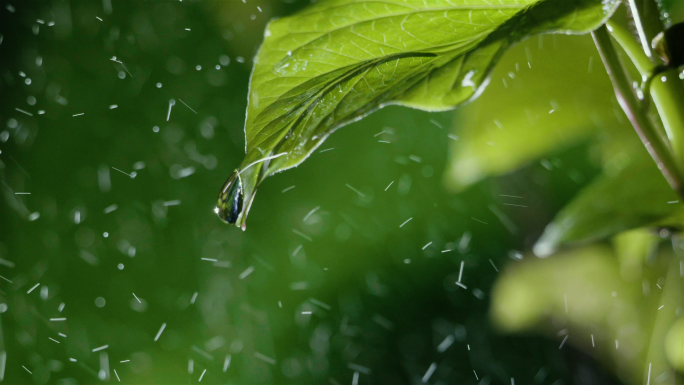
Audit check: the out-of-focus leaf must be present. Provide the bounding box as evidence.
[654,0,684,27]
[646,257,684,381]
[490,245,647,383]
[666,317,684,373]
[533,150,684,257]
[491,245,627,331]
[230,0,621,228]
[612,228,659,282]
[443,33,628,191]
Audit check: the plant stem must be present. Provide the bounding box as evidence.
[605,19,655,76]
[651,69,684,171]
[607,15,684,179]
[623,0,684,171]
[592,25,684,199]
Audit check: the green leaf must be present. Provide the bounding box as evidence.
[490,244,654,383]
[227,0,620,228]
[646,257,684,381]
[533,149,684,257]
[666,317,684,373]
[661,0,684,26]
[492,245,622,332]
[612,228,659,282]
[491,245,635,331]
[443,34,627,192]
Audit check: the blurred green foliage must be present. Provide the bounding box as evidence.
[0,1,683,385]
[445,34,626,192]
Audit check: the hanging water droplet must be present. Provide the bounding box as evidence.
[216,170,244,224]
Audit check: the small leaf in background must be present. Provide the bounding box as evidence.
[443,33,627,192]
[612,228,659,282]
[229,0,620,228]
[491,245,624,331]
[490,245,646,383]
[533,150,684,257]
[654,0,684,27]
[666,317,684,373]
[644,256,684,382]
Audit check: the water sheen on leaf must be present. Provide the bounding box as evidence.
[230,0,619,228]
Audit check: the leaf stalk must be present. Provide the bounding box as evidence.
[606,17,684,176]
[591,25,684,199]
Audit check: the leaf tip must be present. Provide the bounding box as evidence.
[532,241,555,258]
[533,223,564,258]
[216,169,244,226]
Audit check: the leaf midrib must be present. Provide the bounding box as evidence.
[255,32,491,94]
[249,57,386,147]
[252,3,532,103]
[250,51,444,150]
